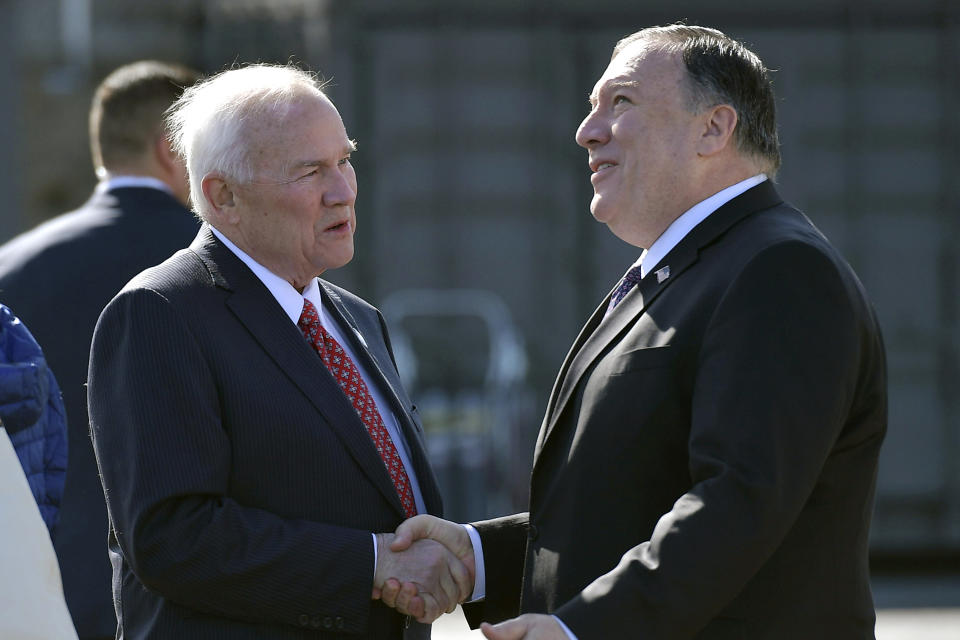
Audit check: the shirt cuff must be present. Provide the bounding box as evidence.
[554,615,578,640]
[463,523,485,602]
[371,532,378,581]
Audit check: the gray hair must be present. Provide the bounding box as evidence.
[166,64,328,220]
[615,25,781,176]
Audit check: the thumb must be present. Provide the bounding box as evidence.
[480,619,527,640]
[391,514,435,551]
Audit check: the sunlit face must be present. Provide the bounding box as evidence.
[227,93,357,289]
[575,42,703,248]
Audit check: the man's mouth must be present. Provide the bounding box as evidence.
[589,158,618,173]
[324,221,351,233]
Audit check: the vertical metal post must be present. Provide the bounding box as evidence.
[936,1,960,542]
[0,0,23,242]
[61,0,93,72]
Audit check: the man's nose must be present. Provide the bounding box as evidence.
[575,110,609,149]
[323,169,356,208]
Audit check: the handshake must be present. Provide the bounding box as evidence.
[372,514,473,624]
[373,515,568,639]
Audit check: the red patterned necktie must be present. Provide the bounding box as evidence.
[298,299,417,517]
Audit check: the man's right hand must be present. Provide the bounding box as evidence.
[372,530,472,623]
[376,515,476,619]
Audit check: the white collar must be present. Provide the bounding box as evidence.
[639,174,767,278]
[96,174,174,195]
[209,226,323,325]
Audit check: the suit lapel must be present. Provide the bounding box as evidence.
[189,228,409,517]
[534,182,785,464]
[319,283,444,514]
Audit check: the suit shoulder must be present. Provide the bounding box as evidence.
[720,202,844,268]
[0,207,104,269]
[121,247,213,300]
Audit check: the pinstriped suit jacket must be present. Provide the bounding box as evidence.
[88,226,441,639]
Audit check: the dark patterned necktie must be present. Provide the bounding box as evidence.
[610,265,644,308]
[298,299,417,517]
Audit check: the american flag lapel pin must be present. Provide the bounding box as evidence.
[655,266,671,283]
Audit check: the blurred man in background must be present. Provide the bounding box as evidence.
[0,60,201,639]
[384,24,887,640]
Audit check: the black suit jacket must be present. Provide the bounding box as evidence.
[88,226,442,639]
[0,186,200,637]
[465,182,886,639]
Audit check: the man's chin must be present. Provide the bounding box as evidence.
[589,197,614,224]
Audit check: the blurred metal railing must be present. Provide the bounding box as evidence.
[382,289,536,522]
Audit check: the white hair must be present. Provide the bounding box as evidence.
[166,64,327,220]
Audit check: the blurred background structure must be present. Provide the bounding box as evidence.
[1,0,958,632]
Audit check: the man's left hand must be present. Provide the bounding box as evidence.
[480,614,566,640]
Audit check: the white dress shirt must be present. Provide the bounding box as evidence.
[96,174,175,195]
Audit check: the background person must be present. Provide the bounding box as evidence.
[0,60,201,639]
[0,303,66,536]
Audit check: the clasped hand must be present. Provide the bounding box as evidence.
[372,515,476,623]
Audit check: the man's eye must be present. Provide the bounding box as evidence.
[613,95,631,106]
[338,156,352,166]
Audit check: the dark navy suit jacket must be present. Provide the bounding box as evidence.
[465,182,886,639]
[88,226,442,638]
[0,186,200,637]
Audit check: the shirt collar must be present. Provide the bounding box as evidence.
[96,174,174,195]
[209,226,323,326]
[639,174,767,278]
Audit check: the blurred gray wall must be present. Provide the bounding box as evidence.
[5,0,959,555]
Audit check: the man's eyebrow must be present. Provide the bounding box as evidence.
[590,80,641,105]
[292,141,358,169]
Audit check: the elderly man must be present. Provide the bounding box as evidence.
[88,65,470,639]
[0,60,201,639]
[385,24,886,640]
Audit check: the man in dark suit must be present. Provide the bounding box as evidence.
[87,64,471,639]
[383,25,887,639]
[0,60,201,639]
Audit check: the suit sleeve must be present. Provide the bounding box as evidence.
[88,287,376,633]
[462,512,530,627]
[555,241,877,638]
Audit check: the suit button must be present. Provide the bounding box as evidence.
[323,616,334,629]
[298,614,310,627]
[335,616,345,630]
[528,524,539,541]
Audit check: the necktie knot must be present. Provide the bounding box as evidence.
[610,265,644,308]
[298,299,326,359]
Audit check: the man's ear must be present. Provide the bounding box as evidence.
[697,104,738,157]
[154,135,179,174]
[201,174,238,223]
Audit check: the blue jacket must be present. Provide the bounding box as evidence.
[0,304,67,535]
